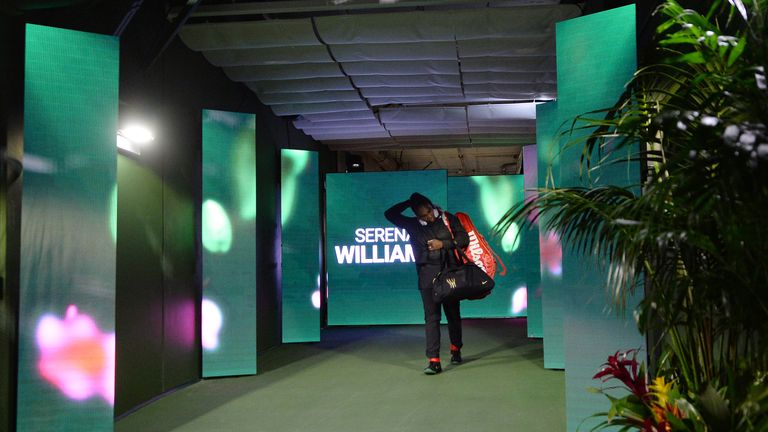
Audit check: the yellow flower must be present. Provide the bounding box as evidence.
[650,376,675,407]
[649,376,684,424]
[650,376,674,408]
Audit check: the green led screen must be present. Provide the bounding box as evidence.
[522,145,542,338]
[18,24,118,431]
[536,101,565,370]
[326,171,536,325]
[554,6,644,431]
[446,176,531,318]
[202,109,257,377]
[281,149,321,343]
[326,171,447,325]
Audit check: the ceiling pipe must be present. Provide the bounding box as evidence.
[113,0,144,37]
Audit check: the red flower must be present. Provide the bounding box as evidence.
[593,349,650,401]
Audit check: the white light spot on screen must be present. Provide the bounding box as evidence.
[202,298,223,351]
[312,290,321,309]
[501,223,521,253]
[511,286,528,314]
[24,153,57,173]
[202,199,232,253]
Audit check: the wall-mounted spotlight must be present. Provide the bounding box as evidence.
[345,153,364,172]
[116,125,154,155]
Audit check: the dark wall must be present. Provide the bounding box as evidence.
[0,15,24,432]
[114,1,320,416]
[1,0,325,423]
[317,149,338,327]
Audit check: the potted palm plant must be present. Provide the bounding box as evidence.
[496,0,768,429]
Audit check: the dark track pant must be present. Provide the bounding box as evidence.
[418,264,462,359]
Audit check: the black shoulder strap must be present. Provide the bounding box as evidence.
[441,212,470,264]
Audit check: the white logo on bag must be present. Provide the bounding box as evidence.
[467,230,486,272]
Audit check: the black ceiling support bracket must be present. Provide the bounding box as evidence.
[145,0,203,71]
[114,0,144,37]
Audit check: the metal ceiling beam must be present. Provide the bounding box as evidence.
[171,0,558,19]
[147,0,202,70]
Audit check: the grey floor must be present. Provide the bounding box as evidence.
[116,319,565,432]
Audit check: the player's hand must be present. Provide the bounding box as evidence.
[427,239,443,251]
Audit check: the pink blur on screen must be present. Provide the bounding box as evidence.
[36,305,115,405]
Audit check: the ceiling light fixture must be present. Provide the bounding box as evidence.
[120,125,155,144]
[117,125,155,155]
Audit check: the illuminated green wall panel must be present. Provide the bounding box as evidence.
[447,176,530,318]
[326,171,538,325]
[202,109,257,377]
[18,24,118,431]
[326,171,447,325]
[281,149,321,343]
[536,100,565,369]
[555,6,644,431]
[522,145,543,338]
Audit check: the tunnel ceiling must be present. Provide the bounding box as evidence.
[177,0,581,174]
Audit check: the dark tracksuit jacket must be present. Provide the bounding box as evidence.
[384,200,470,359]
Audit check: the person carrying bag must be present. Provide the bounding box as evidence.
[384,193,468,375]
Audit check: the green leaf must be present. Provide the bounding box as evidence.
[726,36,746,67]
[659,36,705,46]
[697,383,731,428]
[674,51,707,65]
[656,18,678,34]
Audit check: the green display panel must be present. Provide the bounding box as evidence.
[536,101,565,370]
[522,145,542,338]
[446,176,530,318]
[202,109,257,377]
[555,6,644,431]
[326,171,446,325]
[281,149,321,342]
[18,24,118,431]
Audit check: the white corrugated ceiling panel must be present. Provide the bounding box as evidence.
[203,46,333,66]
[246,78,354,94]
[224,63,345,81]
[460,56,556,73]
[457,37,554,58]
[314,11,457,44]
[178,3,581,148]
[300,110,377,122]
[257,90,362,105]
[468,103,537,120]
[379,107,466,123]
[293,118,383,130]
[330,42,457,61]
[360,86,462,98]
[352,75,461,88]
[180,19,321,50]
[463,71,557,84]
[342,60,460,76]
[271,101,369,116]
